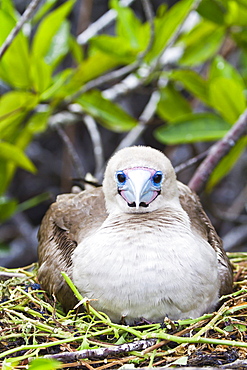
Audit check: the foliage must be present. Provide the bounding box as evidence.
[0,0,247,221]
[0,253,247,369]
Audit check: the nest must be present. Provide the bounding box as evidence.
[0,253,247,370]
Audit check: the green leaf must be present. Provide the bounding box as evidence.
[77,90,137,132]
[225,1,247,26]
[31,0,58,24]
[45,20,70,68]
[0,196,18,222]
[0,8,15,44]
[77,336,91,350]
[224,324,234,332]
[157,84,191,122]
[31,0,75,59]
[147,0,195,61]
[58,52,121,97]
[231,27,247,51]
[28,358,61,370]
[0,10,31,88]
[90,35,138,63]
[0,243,11,257]
[154,113,231,144]
[0,161,8,195]
[179,20,224,66]
[41,68,73,101]
[0,91,39,138]
[0,142,36,173]
[69,34,84,64]
[17,192,50,213]
[206,137,247,191]
[197,0,227,24]
[209,56,245,89]
[236,0,247,8]
[167,356,188,367]
[0,0,16,18]
[234,323,247,332]
[12,109,52,152]
[111,0,144,49]
[26,109,52,134]
[208,77,246,124]
[169,69,209,104]
[30,58,52,93]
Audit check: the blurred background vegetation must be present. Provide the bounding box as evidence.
[0,0,246,268]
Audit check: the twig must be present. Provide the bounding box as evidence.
[45,339,156,362]
[116,90,160,151]
[56,125,85,179]
[0,334,88,360]
[102,73,143,101]
[188,108,247,193]
[174,149,209,174]
[83,115,104,178]
[0,272,26,281]
[138,0,155,58]
[147,331,247,348]
[143,317,210,355]
[192,301,229,339]
[0,0,42,59]
[67,63,142,104]
[60,271,109,323]
[77,0,136,45]
[220,359,247,368]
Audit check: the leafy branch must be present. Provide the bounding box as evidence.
[66,0,156,104]
[189,108,247,193]
[0,0,42,59]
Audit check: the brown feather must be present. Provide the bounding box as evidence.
[177,181,233,296]
[37,187,107,312]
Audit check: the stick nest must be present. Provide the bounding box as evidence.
[0,253,247,369]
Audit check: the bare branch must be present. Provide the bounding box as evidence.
[188,108,247,193]
[116,90,160,151]
[174,149,209,174]
[44,338,156,362]
[0,272,26,281]
[66,63,139,105]
[138,0,155,58]
[0,0,42,60]
[77,0,136,45]
[56,126,85,179]
[83,115,104,178]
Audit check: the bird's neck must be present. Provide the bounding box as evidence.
[104,204,191,230]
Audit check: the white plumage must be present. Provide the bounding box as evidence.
[38,146,233,324]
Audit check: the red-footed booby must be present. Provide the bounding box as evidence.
[38,146,233,324]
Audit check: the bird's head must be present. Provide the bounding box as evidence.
[103,146,180,214]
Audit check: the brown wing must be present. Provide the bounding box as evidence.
[177,181,233,296]
[37,187,107,312]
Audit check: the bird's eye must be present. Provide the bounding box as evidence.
[152,171,163,185]
[116,171,126,184]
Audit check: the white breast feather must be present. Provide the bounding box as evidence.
[72,207,220,324]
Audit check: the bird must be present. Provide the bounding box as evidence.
[38,146,233,324]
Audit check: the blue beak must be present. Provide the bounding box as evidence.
[116,167,162,209]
